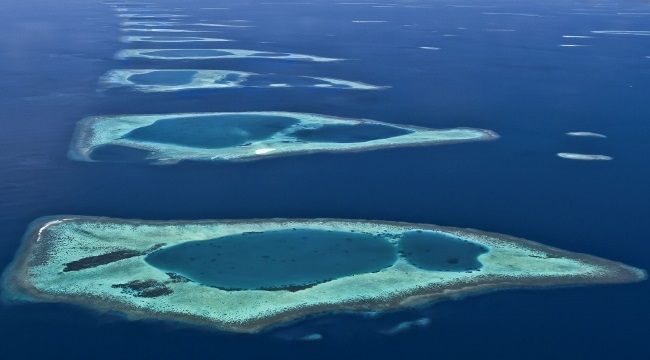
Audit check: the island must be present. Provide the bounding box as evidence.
[115,48,342,62]
[2,216,645,333]
[101,69,387,92]
[565,131,607,138]
[68,111,498,164]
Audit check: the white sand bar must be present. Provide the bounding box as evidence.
[566,132,607,138]
[557,153,613,160]
[591,30,650,36]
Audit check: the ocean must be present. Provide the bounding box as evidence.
[1,0,648,358]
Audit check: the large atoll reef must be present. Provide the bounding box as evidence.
[115,48,342,62]
[68,111,497,164]
[100,69,387,92]
[2,217,644,333]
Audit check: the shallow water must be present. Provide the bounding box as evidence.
[242,74,325,87]
[124,114,300,148]
[398,231,488,271]
[128,70,197,85]
[249,52,293,57]
[141,49,233,57]
[290,123,413,143]
[145,229,398,290]
[221,73,243,83]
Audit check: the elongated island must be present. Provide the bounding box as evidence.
[2,217,645,333]
[68,111,497,164]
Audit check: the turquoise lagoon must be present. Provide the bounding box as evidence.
[144,229,399,291]
[144,228,491,291]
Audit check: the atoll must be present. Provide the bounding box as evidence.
[100,69,387,92]
[68,111,497,164]
[2,216,644,333]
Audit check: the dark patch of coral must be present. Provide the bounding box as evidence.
[166,272,191,283]
[64,250,144,272]
[63,243,166,272]
[111,279,173,298]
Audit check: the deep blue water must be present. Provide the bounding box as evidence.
[1,0,649,359]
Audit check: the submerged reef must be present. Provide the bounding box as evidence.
[68,111,497,164]
[2,217,645,333]
[100,69,386,92]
